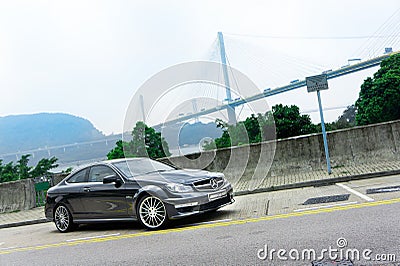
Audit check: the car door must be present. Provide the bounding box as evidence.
[80,165,129,219]
[61,168,89,219]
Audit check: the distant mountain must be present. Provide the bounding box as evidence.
[0,113,105,154]
[0,114,224,168]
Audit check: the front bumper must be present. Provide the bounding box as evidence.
[164,185,234,219]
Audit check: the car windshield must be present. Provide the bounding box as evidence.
[112,158,175,178]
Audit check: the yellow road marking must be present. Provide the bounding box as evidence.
[1,197,400,255]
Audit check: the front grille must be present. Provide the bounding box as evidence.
[199,195,231,211]
[193,176,224,191]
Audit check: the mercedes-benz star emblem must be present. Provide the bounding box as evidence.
[210,178,218,189]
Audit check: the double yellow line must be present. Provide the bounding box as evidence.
[1,197,400,255]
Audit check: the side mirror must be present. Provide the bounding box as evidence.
[103,175,122,187]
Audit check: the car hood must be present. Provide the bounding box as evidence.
[133,169,221,185]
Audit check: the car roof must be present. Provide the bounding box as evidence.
[68,157,152,175]
[101,157,151,164]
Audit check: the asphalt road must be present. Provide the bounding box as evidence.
[1,175,400,265]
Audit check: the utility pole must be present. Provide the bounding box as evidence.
[218,32,236,124]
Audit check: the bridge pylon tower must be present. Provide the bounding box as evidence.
[218,32,237,124]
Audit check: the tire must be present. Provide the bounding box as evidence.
[54,204,76,233]
[137,195,169,230]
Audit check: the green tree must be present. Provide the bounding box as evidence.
[242,113,275,143]
[0,155,58,183]
[62,167,73,174]
[204,104,316,150]
[107,121,171,160]
[16,154,32,180]
[203,117,265,150]
[0,161,17,183]
[107,140,126,160]
[272,104,317,139]
[30,157,59,178]
[355,53,400,125]
[126,121,148,157]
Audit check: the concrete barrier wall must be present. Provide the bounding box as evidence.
[0,179,36,213]
[161,120,400,182]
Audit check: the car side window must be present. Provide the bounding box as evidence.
[67,169,87,183]
[88,166,116,182]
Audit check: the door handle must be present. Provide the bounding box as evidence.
[83,187,91,192]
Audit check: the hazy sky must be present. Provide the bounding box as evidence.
[1,0,399,135]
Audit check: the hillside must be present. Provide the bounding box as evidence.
[0,113,105,154]
[0,114,224,167]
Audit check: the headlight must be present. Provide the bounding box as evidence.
[165,183,193,193]
[207,172,227,184]
[222,176,227,184]
[207,172,224,178]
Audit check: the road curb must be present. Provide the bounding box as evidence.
[233,169,400,196]
[0,218,49,229]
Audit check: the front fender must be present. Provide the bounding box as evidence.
[132,185,170,219]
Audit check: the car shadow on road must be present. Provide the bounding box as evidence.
[172,209,237,227]
[53,209,238,233]
[74,222,143,232]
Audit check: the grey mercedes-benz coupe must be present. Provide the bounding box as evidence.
[45,158,234,232]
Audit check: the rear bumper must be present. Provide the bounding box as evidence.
[44,201,54,221]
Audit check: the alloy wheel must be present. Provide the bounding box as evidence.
[138,196,167,229]
[54,205,72,232]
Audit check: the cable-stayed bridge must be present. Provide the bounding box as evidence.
[152,31,399,128]
[2,26,400,165]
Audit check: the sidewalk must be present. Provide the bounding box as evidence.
[0,206,46,229]
[234,160,400,195]
[1,160,400,229]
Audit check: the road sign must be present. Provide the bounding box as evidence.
[306,74,328,93]
[306,73,331,174]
